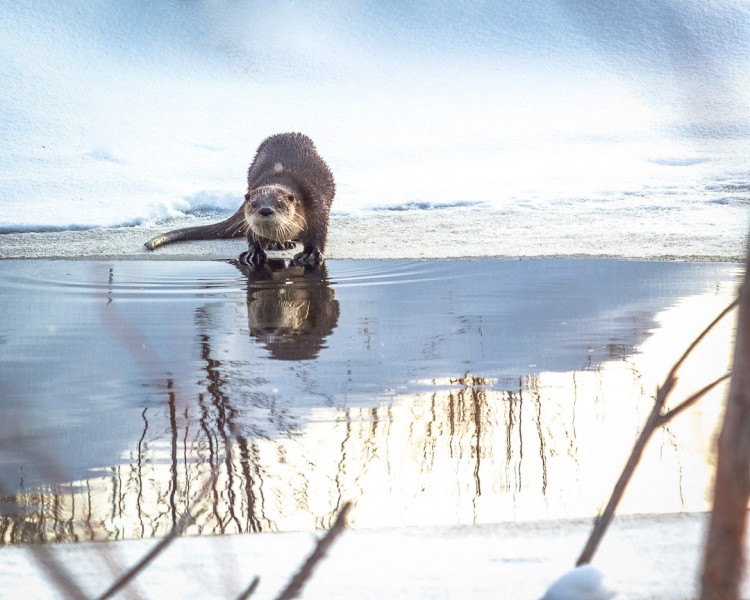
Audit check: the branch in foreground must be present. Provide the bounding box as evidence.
[96,470,219,600]
[22,543,88,600]
[576,298,737,566]
[236,576,260,600]
[701,265,750,599]
[658,373,731,425]
[662,298,738,391]
[0,438,88,598]
[275,502,353,600]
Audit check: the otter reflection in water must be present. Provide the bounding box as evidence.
[234,259,340,360]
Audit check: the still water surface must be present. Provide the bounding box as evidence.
[0,259,739,544]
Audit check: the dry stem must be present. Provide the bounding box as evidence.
[96,470,219,600]
[701,262,750,598]
[576,297,737,566]
[275,502,353,600]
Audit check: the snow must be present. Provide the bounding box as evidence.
[1,1,749,255]
[4,512,748,598]
[541,565,617,600]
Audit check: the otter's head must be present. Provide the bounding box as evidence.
[244,185,305,242]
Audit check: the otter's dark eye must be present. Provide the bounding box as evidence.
[287,194,295,202]
[250,200,258,208]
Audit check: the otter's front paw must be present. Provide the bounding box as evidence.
[239,246,268,268]
[291,248,323,266]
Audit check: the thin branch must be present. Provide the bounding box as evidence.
[275,502,353,600]
[576,393,663,566]
[576,297,738,566]
[236,576,260,600]
[96,470,219,600]
[0,439,88,598]
[22,544,89,599]
[662,298,738,391]
[658,373,732,425]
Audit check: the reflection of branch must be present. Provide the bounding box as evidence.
[97,470,219,600]
[236,435,264,533]
[168,380,179,529]
[196,307,253,534]
[471,386,483,504]
[576,298,737,566]
[274,501,352,600]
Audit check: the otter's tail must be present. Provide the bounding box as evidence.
[144,211,247,250]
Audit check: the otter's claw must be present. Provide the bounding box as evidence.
[291,248,323,266]
[239,246,268,268]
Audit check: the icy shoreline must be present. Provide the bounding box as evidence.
[0,208,746,261]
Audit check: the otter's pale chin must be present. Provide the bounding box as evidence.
[247,214,304,243]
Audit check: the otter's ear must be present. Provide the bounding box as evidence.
[244,193,251,201]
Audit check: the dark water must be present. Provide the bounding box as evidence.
[0,258,740,544]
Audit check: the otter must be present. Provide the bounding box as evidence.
[144,133,335,266]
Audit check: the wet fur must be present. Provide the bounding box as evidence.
[243,185,306,242]
[144,133,335,266]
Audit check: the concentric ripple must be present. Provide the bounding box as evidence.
[0,260,247,301]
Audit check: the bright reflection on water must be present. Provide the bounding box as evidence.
[0,259,739,544]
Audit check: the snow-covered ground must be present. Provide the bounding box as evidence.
[3,512,747,599]
[1,1,749,260]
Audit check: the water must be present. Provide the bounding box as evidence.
[0,259,739,543]
[1,1,748,252]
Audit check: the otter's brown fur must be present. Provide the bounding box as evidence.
[144,132,335,266]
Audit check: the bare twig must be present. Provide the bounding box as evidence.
[236,576,261,600]
[576,394,663,566]
[96,470,219,600]
[577,297,737,566]
[662,298,738,390]
[0,438,88,598]
[21,543,89,600]
[275,502,353,600]
[658,373,731,425]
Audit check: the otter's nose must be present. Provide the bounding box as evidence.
[259,207,274,217]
